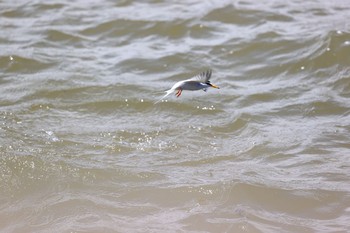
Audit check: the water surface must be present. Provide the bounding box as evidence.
[1,0,350,232]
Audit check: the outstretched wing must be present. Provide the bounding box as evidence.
[187,69,212,83]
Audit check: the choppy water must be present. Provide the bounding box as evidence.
[1,0,350,232]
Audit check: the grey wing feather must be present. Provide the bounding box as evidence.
[188,69,212,82]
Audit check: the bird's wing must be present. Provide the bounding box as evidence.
[187,69,212,83]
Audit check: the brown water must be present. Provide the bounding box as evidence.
[1,1,350,232]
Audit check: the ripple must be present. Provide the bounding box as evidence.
[45,29,88,45]
[204,4,294,25]
[0,55,54,73]
[308,30,350,69]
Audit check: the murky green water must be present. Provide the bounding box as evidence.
[1,1,350,232]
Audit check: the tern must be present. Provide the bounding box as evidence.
[155,69,219,104]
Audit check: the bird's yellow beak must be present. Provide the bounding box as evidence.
[210,83,220,89]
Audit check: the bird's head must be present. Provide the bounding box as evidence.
[206,81,220,89]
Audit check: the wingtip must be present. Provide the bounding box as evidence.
[206,69,212,79]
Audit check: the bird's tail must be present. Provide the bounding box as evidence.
[154,89,174,104]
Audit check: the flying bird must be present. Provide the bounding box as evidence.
[155,69,219,104]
